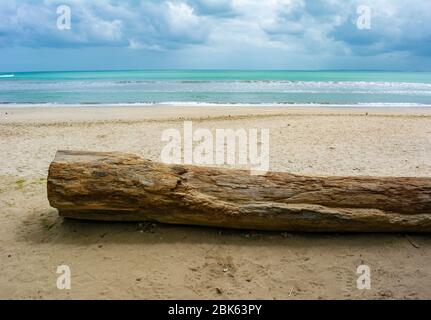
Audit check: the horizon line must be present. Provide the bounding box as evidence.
[2,68,430,74]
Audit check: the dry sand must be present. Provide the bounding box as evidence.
[0,105,431,299]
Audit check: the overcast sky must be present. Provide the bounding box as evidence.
[1,0,430,71]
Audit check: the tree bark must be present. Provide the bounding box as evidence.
[47,150,431,232]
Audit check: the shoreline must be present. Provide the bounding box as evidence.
[2,105,431,125]
[2,102,431,108]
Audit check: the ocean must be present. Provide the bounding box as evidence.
[1,70,431,106]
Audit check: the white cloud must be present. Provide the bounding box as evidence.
[0,0,430,64]
[165,2,208,42]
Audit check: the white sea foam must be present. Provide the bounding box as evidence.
[1,79,431,105]
[2,102,430,108]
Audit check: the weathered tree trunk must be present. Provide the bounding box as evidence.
[47,150,431,232]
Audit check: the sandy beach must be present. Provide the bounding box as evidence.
[1,105,431,299]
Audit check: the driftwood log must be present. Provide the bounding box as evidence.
[47,150,431,232]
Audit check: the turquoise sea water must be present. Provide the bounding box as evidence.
[1,70,431,106]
